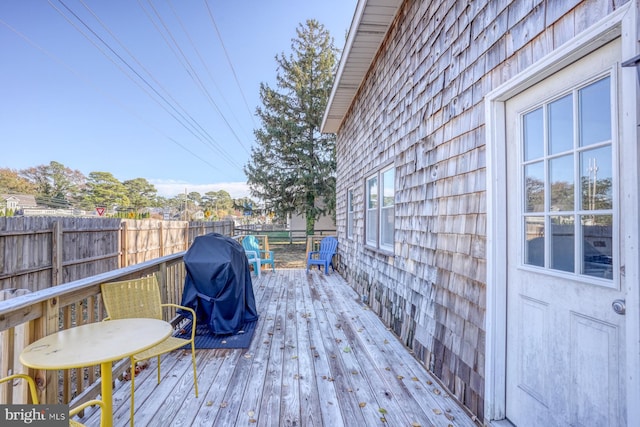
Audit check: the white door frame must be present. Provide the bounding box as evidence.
[484,3,639,425]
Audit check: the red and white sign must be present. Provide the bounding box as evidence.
[96,207,105,216]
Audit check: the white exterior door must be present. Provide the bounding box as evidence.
[505,39,626,426]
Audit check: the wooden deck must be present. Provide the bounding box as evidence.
[77,269,479,427]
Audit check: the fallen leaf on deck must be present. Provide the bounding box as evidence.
[359,402,366,408]
[343,346,351,353]
[432,408,442,415]
[411,423,421,427]
[219,401,227,408]
[433,388,441,395]
[378,408,387,414]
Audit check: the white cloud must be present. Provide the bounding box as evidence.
[150,179,251,199]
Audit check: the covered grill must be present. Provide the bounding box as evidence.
[180,233,258,335]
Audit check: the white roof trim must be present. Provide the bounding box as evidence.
[321,0,403,133]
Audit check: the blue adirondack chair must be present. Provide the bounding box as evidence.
[306,236,338,274]
[242,235,275,272]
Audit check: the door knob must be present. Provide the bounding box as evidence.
[612,299,626,315]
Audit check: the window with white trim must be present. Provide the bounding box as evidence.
[365,165,395,251]
[522,75,614,280]
[347,189,354,239]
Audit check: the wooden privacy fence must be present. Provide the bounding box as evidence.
[0,253,188,408]
[0,217,234,292]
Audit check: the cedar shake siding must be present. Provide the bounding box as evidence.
[326,0,633,420]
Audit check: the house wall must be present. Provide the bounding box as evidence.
[334,0,632,419]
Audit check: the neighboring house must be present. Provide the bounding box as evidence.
[287,198,337,236]
[1,194,38,214]
[322,1,639,426]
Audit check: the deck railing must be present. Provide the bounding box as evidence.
[0,251,188,408]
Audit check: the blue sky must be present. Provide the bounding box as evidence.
[0,0,357,199]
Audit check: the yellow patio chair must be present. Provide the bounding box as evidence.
[100,276,198,427]
[70,399,106,427]
[0,373,105,427]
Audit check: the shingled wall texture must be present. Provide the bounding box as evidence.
[333,0,631,419]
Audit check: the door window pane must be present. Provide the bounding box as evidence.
[581,146,613,210]
[524,217,545,267]
[524,108,544,161]
[525,162,545,212]
[550,155,574,211]
[581,215,613,279]
[579,77,611,147]
[549,94,573,154]
[550,216,575,273]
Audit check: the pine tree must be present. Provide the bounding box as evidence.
[245,19,337,234]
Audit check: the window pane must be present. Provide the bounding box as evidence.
[550,216,575,273]
[347,190,354,238]
[581,146,613,210]
[380,206,394,248]
[367,177,378,209]
[581,215,613,279]
[524,217,545,267]
[366,176,378,245]
[550,155,574,211]
[366,209,377,245]
[549,94,573,154]
[382,168,394,207]
[579,77,611,147]
[524,108,544,161]
[525,162,544,212]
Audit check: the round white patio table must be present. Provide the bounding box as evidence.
[20,318,172,427]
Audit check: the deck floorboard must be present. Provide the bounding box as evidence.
[77,269,478,427]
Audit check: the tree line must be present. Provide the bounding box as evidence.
[0,161,251,220]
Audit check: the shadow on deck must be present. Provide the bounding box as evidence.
[78,269,479,427]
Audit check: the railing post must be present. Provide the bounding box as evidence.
[31,297,59,403]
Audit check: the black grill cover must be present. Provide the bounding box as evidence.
[180,233,258,335]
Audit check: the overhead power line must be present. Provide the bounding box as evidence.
[0,12,221,173]
[49,0,244,170]
[204,0,257,130]
[139,0,251,155]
